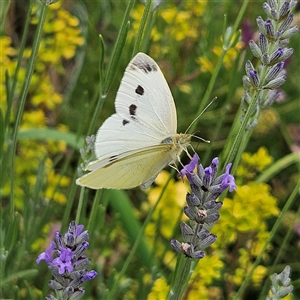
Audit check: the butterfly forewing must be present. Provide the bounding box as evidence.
[116,53,177,135]
[94,53,177,160]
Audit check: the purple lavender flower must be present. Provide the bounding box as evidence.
[171,156,236,259]
[241,0,298,129]
[37,221,97,300]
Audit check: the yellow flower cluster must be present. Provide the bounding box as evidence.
[0,36,17,108]
[197,39,244,73]
[147,277,169,300]
[211,180,279,287]
[147,255,224,300]
[236,146,274,182]
[185,255,224,299]
[1,2,83,207]
[130,1,207,55]
[145,171,189,267]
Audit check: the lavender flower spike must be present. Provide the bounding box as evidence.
[37,221,97,300]
[241,0,298,129]
[171,156,236,259]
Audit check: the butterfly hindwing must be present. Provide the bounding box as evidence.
[77,144,178,189]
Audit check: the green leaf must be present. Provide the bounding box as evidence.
[17,128,84,149]
[107,190,153,270]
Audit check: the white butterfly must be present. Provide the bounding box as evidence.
[76,52,191,189]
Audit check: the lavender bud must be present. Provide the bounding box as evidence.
[249,40,262,58]
[265,20,275,39]
[245,60,255,74]
[181,224,194,243]
[267,0,277,10]
[289,0,297,10]
[74,258,91,270]
[81,270,98,282]
[278,13,294,33]
[65,232,76,247]
[280,48,293,61]
[263,75,287,89]
[205,213,220,225]
[72,242,89,261]
[55,232,64,247]
[278,2,290,20]
[76,230,89,244]
[262,2,277,20]
[186,193,201,207]
[249,70,260,87]
[281,25,299,40]
[70,270,86,280]
[184,206,197,221]
[48,280,63,290]
[197,233,217,249]
[258,33,268,53]
[263,90,281,107]
[269,48,284,64]
[256,16,267,35]
[68,288,85,300]
[181,223,194,236]
[242,75,252,89]
[265,62,285,83]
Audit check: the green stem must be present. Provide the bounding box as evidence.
[106,174,173,299]
[167,256,194,300]
[103,0,136,96]
[75,187,85,224]
[132,0,153,55]
[5,1,34,130]
[9,3,48,216]
[189,0,249,134]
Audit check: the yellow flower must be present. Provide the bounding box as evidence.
[196,56,215,74]
[21,110,46,128]
[178,83,192,94]
[253,108,280,137]
[213,181,279,251]
[146,171,189,239]
[231,249,267,286]
[236,147,274,181]
[147,277,169,300]
[185,255,223,299]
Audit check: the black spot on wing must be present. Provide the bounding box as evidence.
[109,155,119,162]
[122,119,129,126]
[161,137,173,144]
[135,85,144,95]
[131,61,158,73]
[129,104,137,116]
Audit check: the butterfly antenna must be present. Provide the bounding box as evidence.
[185,97,217,134]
